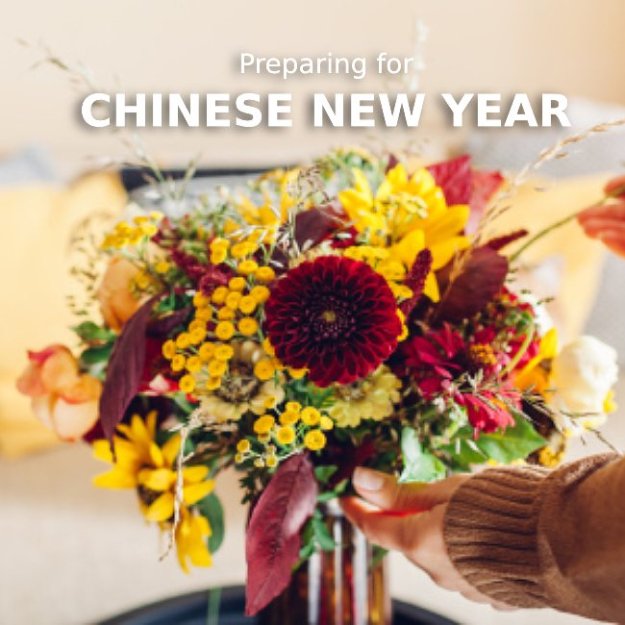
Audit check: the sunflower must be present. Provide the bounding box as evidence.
[264,255,402,387]
[338,164,470,301]
[92,411,214,571]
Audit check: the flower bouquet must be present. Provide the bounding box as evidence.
[17,148,618,622]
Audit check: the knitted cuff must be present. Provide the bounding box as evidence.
[443,465,550,608]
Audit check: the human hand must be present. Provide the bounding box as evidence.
[578,175,625,258]
[342,468,514,610]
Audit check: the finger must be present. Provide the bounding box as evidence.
[600,234,625,258]
[605,175,625,198]
[578,218,625,236]
[341,496,428,552]
[578,202,625,222]
[352,467,467,512]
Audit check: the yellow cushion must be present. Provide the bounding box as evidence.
[0,172,126,457]
[493,174,607,340]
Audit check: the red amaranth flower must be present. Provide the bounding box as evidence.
[264,255,402,387]
[457,389,518,434]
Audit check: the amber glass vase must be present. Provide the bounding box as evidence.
[258,501,391,625]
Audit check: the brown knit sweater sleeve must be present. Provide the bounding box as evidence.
[444,453,625,622]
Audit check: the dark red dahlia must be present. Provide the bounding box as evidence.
[264,255,402,387]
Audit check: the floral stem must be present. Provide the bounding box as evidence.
[509,211,581,263]
[508,185,625,263]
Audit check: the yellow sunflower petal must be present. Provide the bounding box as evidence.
[92,439,114,464]
[429,236,470,271]
[183,480,215,506]
[146,410,158,439]
[162,434,182,468]
[424,205,470,244]
[182,465,210,484]
[390,229,425,268]
[93,467,137,489]
[149,441,165,468]
[540,328,558,359]
[138,468,177,492]
[129,413,152,447]
[423,272,440,302]
[144,492,175,522]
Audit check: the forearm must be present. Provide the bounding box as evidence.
[444,453,625,621]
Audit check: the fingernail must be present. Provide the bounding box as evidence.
[353,467,386,491]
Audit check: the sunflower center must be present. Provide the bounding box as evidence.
[216,363,259,402]
[309,295,356,341]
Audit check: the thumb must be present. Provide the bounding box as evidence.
[352,467,467,513]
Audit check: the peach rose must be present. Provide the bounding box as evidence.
[97,257,145,331]
[16,345,102,441]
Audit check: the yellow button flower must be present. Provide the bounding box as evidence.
[228,276,247,292]
[238,317,259,336]
[253,414,275,434]
[276,425,296,446]
[195,307,212,322]
[208,359,228,377]
[185,356,202,373]
[320,416,334,431]
[238,259,259,275]
[179,374,196,394]
[211,286,229,305]
[279,410,299,426]
[225,291,242,310]
[199,342,215,361]
[215,321,235,341]
[193,291,210,308]
[190,327,207,345]
[217,306,235,321]
[238,295,257,315]
[162,340,176,360]
[301,407,321,426]
[255,266,276,283]
[205,377,221,391]
[214,344,234,361]
[236,439,251,453]
[304,429,327,451]
[171,355,186,372]
[176,333,191,349]
[250,285,270,303]
[254,358,276,381]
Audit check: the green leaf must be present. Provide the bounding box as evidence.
[73,321,115,343]
[474,412,545,464]
[79,343,114,366]
[399,427,446,483]
[314,465,338,484]
[312,516,335,551]
[197,493,225,554]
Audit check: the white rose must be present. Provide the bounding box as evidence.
[549,336,619,429]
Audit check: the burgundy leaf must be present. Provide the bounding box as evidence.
[484,229,529,252]
[294,202,345,249]
[466,169,505,233]
[99,297,156,440]
[470,169,505,213]
[400,249,433,317]
[245,454,318,616]
[436,247,508,322]
[427,155,472,205]
[146,306,192,338]
[385,153,400,173]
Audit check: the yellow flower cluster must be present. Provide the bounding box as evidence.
[235,402,334,468]
[101,212,164,250]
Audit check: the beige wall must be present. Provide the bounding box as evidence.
[2,0,624,173]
